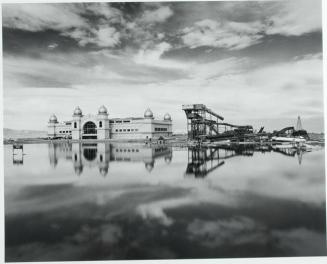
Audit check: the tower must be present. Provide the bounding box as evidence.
[97,105,110,139]
[72,106,83,140]
[296,116,303,131]
[47,114,58,138]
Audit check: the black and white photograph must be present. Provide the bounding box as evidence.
[1,0,326,263]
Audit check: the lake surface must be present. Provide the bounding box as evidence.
[4,142,326,261]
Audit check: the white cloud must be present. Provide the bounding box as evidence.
[47,43,58,50]
[83,3,123,22]
[140,6,173,24]
[182,19,264,50]
[181,0,322,50]
[133,42,187,69]
[65,26,121,48]
[2,4,86,31]
[3,3,124,48]
[266,0,322,36]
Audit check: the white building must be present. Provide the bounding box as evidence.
[47,106,173,140]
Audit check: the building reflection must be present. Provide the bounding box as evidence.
[48,142,173,176]
[186,144,306,178]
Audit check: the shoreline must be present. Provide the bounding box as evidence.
[3,137,188,145]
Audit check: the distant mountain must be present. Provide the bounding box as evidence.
[3,128,47,139]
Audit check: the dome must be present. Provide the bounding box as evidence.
[99,167,108,177]
[144,108,154,119]
[98,105,108,115]
[73,106,82,116]
[164,113,171,121]
[145,161,154,172]
[49,114,58,123]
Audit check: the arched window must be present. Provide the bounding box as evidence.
[74,122,77,128]
[83,121,97,134]
[99,121,102,128]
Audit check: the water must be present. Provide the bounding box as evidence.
[4,142,326,261]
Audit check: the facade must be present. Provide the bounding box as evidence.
[47,106,173,140]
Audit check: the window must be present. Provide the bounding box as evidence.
[116,129,118,132]
[99,121,102,128]
[83,121,97,134]
[123,129,126,132]
[74,122,77,128]
[116,120,122,123]
[109,120,114,123]
[127,129,130,132]
[135,129,138,132]
[119,129,122,132]
[123,120,130,123]
[155,127,167,132]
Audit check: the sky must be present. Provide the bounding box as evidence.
[1,0,324,133]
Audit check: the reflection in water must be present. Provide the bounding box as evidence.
[186,144,307,178]
[47,142,173,176]
[4,142,325,261]
[12,146,24,165]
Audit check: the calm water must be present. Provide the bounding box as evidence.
[4,142,326,261]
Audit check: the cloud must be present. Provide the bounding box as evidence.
[182,19,265,50]
[181,0,322,50]
[133,42,187,69]
[266,0,322,36]
[64,26,121,48]
[47,43,58,50]
[140,5,173,24]
[2,4,86,31]
[2,3,124,48]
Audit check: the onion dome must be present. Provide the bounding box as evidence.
[144,108,154,119]
[145,161,154,172]
[49,114,58,123]
[99,167,108,177]
[98,105,108,115]
[73,106,82,116]
[164,113,171,121]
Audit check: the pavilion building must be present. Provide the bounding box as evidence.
[47,106,173,140]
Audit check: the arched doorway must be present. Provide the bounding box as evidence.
[83,121,97,139]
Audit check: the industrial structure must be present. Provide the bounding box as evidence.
[47,106,173,140]
[182,104,254,142]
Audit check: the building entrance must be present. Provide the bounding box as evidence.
[82,121,97,139]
